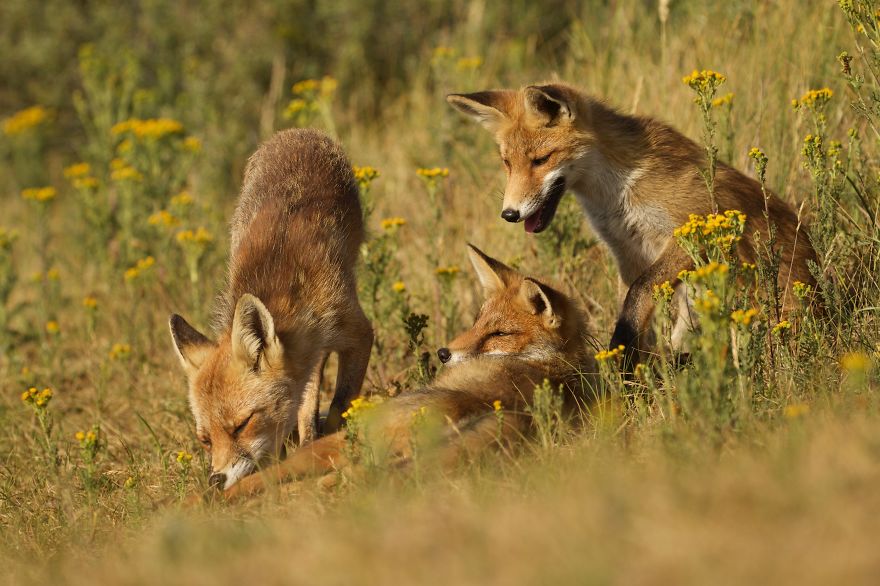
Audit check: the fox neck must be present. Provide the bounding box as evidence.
[565,106,670,284]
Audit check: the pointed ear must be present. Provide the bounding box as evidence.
[231,294,283,370]
[446,90,515,131]
[467,244,517,297]
[169,314,215,375]
[519,278,559,327]
[523,85,574,126]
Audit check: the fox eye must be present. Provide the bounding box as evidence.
[490,331,510,337]
[198,436,211,450]
[502,158,511,170]
[232,413,253,437]
[531,153,552,167]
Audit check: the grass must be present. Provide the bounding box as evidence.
[1,0,879,584]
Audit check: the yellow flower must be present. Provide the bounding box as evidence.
[416,167,450,180]
[117,138,133,154]
[792,281,812,299]
[176,450,193,464]
[741,262,757,271]
[170,190,194,209]
[292,79,320,94]
[341,396,380,420]
[432,46,456,62]
[694,289,721,314]
[110,165,143,182]
[111,117,184,139]
[711,92,734,108]
[183,136,202,152]
[783,403,810,419]
[45,321,60,335]
[595,345,626,362]
[109,343,132,361]
[353,166,380,189]
[435,265,460,277]
[75,431,86,442]
[380,217,406,231]
[392,281,406,293]
[772,320,792,335]
[653,281,675,302]
[840,352,870,372]
[46,268,60,281]
[22,387,53,409]
[493,400,503,412]
[682,69,726,92]
[73,176,99,190]
[124,256,155,281]
[82,296,98,309]
[3,106,50,136]
[176,227,213,245]
[148,210,180,228]
[730,308,759,326]
[794,88,833,111]
[21,186,57,203]
[63,162,91,179]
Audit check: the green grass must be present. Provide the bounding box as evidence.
[1,1,879,584]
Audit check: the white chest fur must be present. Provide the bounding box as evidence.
[569,151,673,285]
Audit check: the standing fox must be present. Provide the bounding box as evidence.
[213,245,596,500]
[169,129,373,490]
[447,83,817,357]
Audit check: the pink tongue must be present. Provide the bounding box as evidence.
[524,212,541,234]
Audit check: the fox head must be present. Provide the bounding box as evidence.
[169,294,300,490]
[447,84,593,234]
[437,245,587,366]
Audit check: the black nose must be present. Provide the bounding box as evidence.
[437,347,452,363]
[208,472,227,490]
[501,209,520,222]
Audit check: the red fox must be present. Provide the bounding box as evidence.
[447,83,817,359]
[213,245,596,501]
[169,129,373,490]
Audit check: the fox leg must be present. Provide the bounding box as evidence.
[297,352,328,444]
[223,432,350,500]
[324,309,373,434]
[610,239,693,365]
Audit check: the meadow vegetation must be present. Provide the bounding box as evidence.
[1,1,879,583]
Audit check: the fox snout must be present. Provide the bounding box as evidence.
[209,472,226,490]
[500,209,520,223]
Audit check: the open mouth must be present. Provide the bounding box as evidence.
[523,176,566,234]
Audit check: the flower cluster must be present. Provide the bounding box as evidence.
[679,261,730,284]
[595,345,626,362]
[342,396,380,420]
[353,166,380,190]
[109,343,132,360]
[435,265,460,277]
[771,320,792,335]
[148,210,180,228]
[392,281,406,293]
[111,117,184,140]
[175,450,193,465]
[3,106,50,136]
[682,69,726,95]
[380,217,406,231]
[730,308,759,326]
[21,387,53,409]
[455,57,483,71]
[75,428,99,451]
[694,289,722,314]
[652,280,675,302]
[176,227,213,246]
[674,210,746,255]
[124,256,155,281]
[82,296,98,309]
[711,93,734,108]
[416,167,449,180]
[21,186,57,203]
[45,320,60,334]
[170,191,194,209]
[792,88,833,111]
[793,281,813,299]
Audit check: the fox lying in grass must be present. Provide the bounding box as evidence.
[169,129,373,490]
[212,245,597,501]
[447,83,817,361]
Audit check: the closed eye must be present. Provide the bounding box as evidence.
[233,413,253,437]
[531,153,552,167]
[490,331,512,337]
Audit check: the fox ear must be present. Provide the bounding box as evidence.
[447,91,515,131]
[169,314,215,376]
[523,85,573,126]
[467,244,516,297]
[519,278,559,326]
[231,294,283,370]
